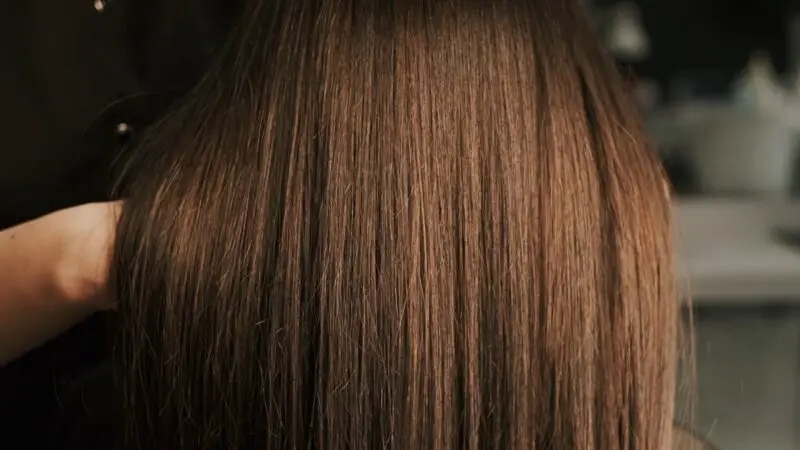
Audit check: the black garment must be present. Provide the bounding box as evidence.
[47,362,118,450]
[0,1,234,448]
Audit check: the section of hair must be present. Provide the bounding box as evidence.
[113,0,678,449]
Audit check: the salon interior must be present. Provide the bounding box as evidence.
[594,0,800,448]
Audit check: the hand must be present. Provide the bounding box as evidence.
[56,201,123,310]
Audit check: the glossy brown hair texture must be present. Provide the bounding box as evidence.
[113,0,678,448]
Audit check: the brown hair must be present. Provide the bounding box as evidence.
[113,0,679,448]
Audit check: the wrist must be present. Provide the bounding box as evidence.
[55,256,108,311]
[53,203,118,311]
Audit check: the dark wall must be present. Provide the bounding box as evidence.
[600,0,792,86]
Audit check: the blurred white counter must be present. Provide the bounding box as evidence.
[676,199,800,304]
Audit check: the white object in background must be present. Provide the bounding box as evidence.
[690,54,798,195]
[732,52,785,115]
[691,109,797,195]
[605,2,649,61]
[784,62,800,132]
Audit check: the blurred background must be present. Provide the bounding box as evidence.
[591,0,800,448]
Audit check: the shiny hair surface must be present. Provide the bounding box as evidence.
[113,0,678,448]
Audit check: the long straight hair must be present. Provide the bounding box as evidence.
[113,0,678,448]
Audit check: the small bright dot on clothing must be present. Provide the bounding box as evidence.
[116,122,132,135]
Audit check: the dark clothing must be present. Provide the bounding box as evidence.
[47,361,118,450]
[0,1,233,447]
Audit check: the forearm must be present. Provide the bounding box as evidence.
[0,210,98,366]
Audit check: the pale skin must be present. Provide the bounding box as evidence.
[0,202,120,366]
